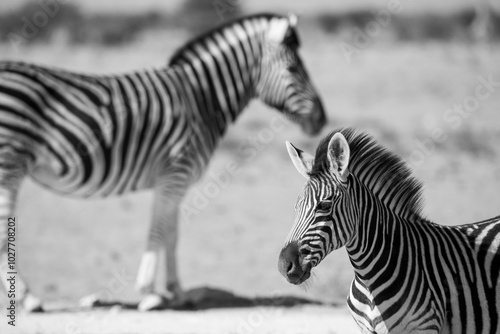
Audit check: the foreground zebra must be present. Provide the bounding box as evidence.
[0,13,326,311]
[279,128,500,333]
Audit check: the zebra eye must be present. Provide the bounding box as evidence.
[316,200,331,211]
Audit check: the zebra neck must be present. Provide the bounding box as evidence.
[345,182,423,282]
[165,64,256,138]
[344,182,443,297]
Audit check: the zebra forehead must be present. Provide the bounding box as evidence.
[299,178,331,200]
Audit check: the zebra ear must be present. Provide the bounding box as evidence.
[327,133,350,182]
[286,141,314,179]
[288,13,298,27]
[268,17,291,44]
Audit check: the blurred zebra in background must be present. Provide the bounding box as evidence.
[0,13,326,312]
[279,129,500,333]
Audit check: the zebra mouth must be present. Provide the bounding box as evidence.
[301,122,322,136]
[289,262,312,285]
[299,99,326,136]
[291,269,311,285]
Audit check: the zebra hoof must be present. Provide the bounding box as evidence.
[138,294,167,311]
[166,283,187,306]
[79,294,101,308]
[170,292,189,308]
[23,294,44,312]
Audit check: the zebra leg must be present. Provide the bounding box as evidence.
[0,165,42,312]
[136,186,185,311]
[164,203,182,298]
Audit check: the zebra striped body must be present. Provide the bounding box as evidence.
[279,129,500,333]
[1,63,194,197]
[0,13,326,311]
[347,208,500,333]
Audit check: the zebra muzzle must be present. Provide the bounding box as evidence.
[278,241,312,285]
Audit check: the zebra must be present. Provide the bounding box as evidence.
[278,128,500,333]
[0,13,326,312]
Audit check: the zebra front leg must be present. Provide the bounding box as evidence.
[0,169,42,312]
[165,204,182,299]
[136,188,184,311]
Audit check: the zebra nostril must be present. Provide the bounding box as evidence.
[286,261,294,274]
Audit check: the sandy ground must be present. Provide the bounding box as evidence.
[2,305,358,334]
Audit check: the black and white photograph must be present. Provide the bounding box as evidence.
[0,0,499,333]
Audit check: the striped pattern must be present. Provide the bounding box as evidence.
[0,63,191,197]
[0,13,325,310]
[281,128,500,333]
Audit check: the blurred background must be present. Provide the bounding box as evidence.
[0,0,499,323]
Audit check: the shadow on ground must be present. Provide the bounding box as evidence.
[43,286,334,313]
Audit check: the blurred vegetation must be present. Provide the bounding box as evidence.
[0,0,243,46]
[0,1,499,47]
[0,2,164,45]
[178,0,243,35]
[318,9,500,42]
[431,127,500,160]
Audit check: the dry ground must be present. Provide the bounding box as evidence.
[4,305,357,334]
[0,24,499,334]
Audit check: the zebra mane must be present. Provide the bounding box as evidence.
[309,128,425,219]
[168,13,295,66]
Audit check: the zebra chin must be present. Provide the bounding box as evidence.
[278,241,313,285]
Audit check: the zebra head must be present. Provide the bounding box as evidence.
[256,14,326,136]
[278,133,355,285]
